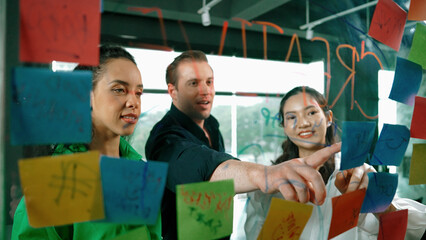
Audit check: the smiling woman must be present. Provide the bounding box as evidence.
[11,45,161,240]
[245,86,426,240]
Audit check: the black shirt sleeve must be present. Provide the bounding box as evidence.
[150,132,235,193]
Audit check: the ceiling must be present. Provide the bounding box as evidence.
[98,0,415,122]
[100,0,414,61]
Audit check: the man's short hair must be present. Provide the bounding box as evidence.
[166,50,208,87]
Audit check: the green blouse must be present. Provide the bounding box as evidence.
[11,137,161,240]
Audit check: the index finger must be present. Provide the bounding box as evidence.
[304,142,341,168]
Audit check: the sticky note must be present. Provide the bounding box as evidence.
[18,151,104,227]
[328,189,366,239]
[409,144,426,185]
[410,96,426,140]
[19,0,100,65]
[361,172,398,213]
[11,67,92,145]
[407,0,426,21]
[177,180,234,240]
[257,198,313,240]
[110,226,150,240]
[368,0,407,51]
[388,57,423,106]
[408,23,426,69]
[378,209,408,240]
[341,121,376,170]
[100,157,167,224]
[371,124,410,166]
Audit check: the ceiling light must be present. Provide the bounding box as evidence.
[201,10,211,26]
[306,28,314,40]
[198,0,222,27]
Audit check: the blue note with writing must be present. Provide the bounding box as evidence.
[11,67,91,145]
[361,172,398,213]
[341,121,376,170]
[100,156,168,224]
[371,124,410,166]
[389,57,422,106]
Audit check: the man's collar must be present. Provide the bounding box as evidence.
[170,103,218,138]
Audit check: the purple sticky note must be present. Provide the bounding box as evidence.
[341,121,376,170]
[388,57,422,106]
[361,172,398,213]
[100,156,168,224]
[371,124,410,166]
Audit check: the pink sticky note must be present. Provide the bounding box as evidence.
[407,0,426,21]
[328,189,366,239]
[20,0,100,65]
[368,0,407,51]
[410,96,426,140]
[378,209,408,240]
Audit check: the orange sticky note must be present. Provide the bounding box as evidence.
[409,144,426,185]
[18,151,104,227]
[328,189,366,239]
[19,0,100,65]
[410,96,426,140]
[368,0,407,51]
[407,0,426,21]
[257,198,313,240]
[378,209,408,240]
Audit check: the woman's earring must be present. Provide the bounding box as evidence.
[327,121,332,127]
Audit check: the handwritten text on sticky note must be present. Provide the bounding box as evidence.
[11,67,92,145]
[257,198,313,240]
[361,172,398,213]
[100,157,167,224]
[328,189,366,239]
[18,151,103,227]
[19,0,100,65]
[371,124,410,166]
[177,180,234,240]
[341,121,376,170]
[368,0,407,51]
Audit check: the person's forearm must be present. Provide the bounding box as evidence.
[209,160,266,193]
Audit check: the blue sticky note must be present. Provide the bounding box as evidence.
[361,172,398,213]
[341,121,376,170]
[371,124,410,166]
[100,156,168,224]
[388,57,422,106]
[11,67,91,145]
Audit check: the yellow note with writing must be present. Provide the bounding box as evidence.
[257,198,313,240]
[18,151,104,227]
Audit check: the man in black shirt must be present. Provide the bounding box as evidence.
[145,50,341,239]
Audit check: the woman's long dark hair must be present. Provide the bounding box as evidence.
[273,86,337,184]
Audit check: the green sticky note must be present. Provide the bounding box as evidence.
[176,180,234,240]
[409,144,426,185]
[408,23,426,69]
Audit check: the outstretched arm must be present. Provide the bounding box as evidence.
[210,143,341,205]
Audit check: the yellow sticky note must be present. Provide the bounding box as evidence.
[18,151,104,227]
[257,198,313,240]
[409,144,426,185]
[110,226,150,240]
